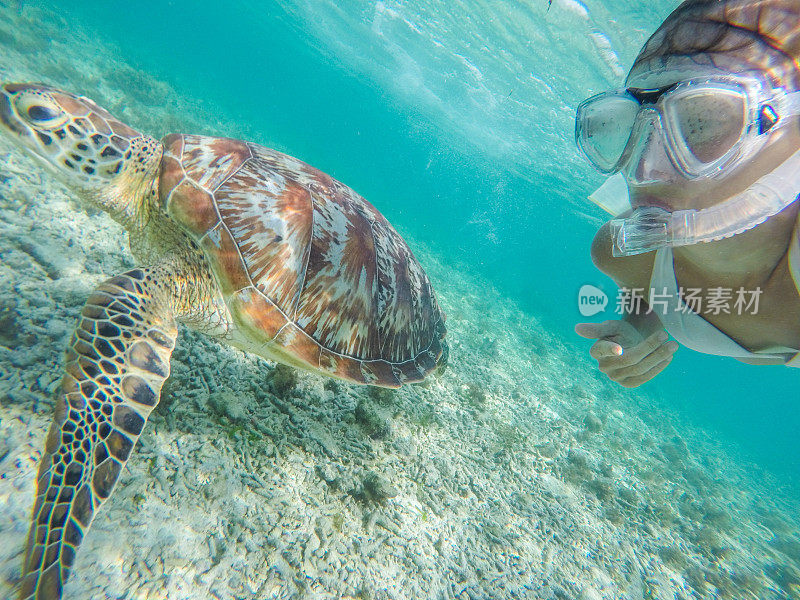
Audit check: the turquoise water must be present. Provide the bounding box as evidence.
[3,1,800,598]
[53,0,799,482]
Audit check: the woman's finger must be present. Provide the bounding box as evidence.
[617,329,668,365]
[609,340,678,379]
[575,320,623,340]
[590,339,623,360]
[618,354,675,388]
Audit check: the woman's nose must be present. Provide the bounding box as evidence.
[622,111,683,186]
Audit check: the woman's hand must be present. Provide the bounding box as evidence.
[575,320,678,387]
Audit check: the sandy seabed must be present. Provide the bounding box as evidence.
[1,4,800,600]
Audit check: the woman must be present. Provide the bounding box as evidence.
[574,0,800,387]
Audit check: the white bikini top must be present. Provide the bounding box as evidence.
[649,230,800,367]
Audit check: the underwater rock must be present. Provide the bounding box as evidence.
[585,477,614,502]
[461,383,487,407]
[535,441,559,459]
[583,412,603,433]
[597,460,614,478]
[657,545,687,568]
[315,463,340,488]
[678,493,705,521]
[270,363,299,398]
[566,448,591,471]
[603,506,624,525]
[208,391,248,422]
[358,471,399,504]
[690,526,730,560]
[616,486,638,508]
[511,491,535,512]
[323,379,342,394]
[704,566,763,598]
[682,465,709,490]
[0,298,17,346]
[578,587,602,600]
[660,435,690,465]
[207,534,227,566]
[702,505,733,530]
[683,566,708,595]
[367,385,395,405]
[702,568,733,596]
[354,399,391,439]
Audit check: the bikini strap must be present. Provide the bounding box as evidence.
[785,219,800,367]
[788,218,800,293]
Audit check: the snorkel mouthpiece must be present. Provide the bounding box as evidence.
[610,207,672,257]
[610,147,800,257]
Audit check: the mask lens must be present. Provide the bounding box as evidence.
[577,93,640,171]
[666,87,747,167]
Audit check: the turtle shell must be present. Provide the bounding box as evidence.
[158,134,446,387]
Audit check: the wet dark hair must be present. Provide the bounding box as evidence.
[628,0,800,90]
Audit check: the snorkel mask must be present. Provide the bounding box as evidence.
[577,74,800,256]
[575,0,800,257]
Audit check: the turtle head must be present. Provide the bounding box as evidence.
[0,82,162,224]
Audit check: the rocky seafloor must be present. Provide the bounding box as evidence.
[2,3,800,600]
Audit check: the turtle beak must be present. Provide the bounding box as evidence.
[0,85,27,138]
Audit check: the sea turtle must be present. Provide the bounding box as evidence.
[0,82,447,600]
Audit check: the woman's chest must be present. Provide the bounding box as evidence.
[673,253,800,353]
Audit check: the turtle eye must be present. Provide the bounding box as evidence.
[14,93,69,129]
[28,105,59,121]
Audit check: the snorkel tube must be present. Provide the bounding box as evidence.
[609,146,800,256]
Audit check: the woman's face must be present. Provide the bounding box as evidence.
[623,72,800,213]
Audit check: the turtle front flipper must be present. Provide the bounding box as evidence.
[19,267,177,600]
